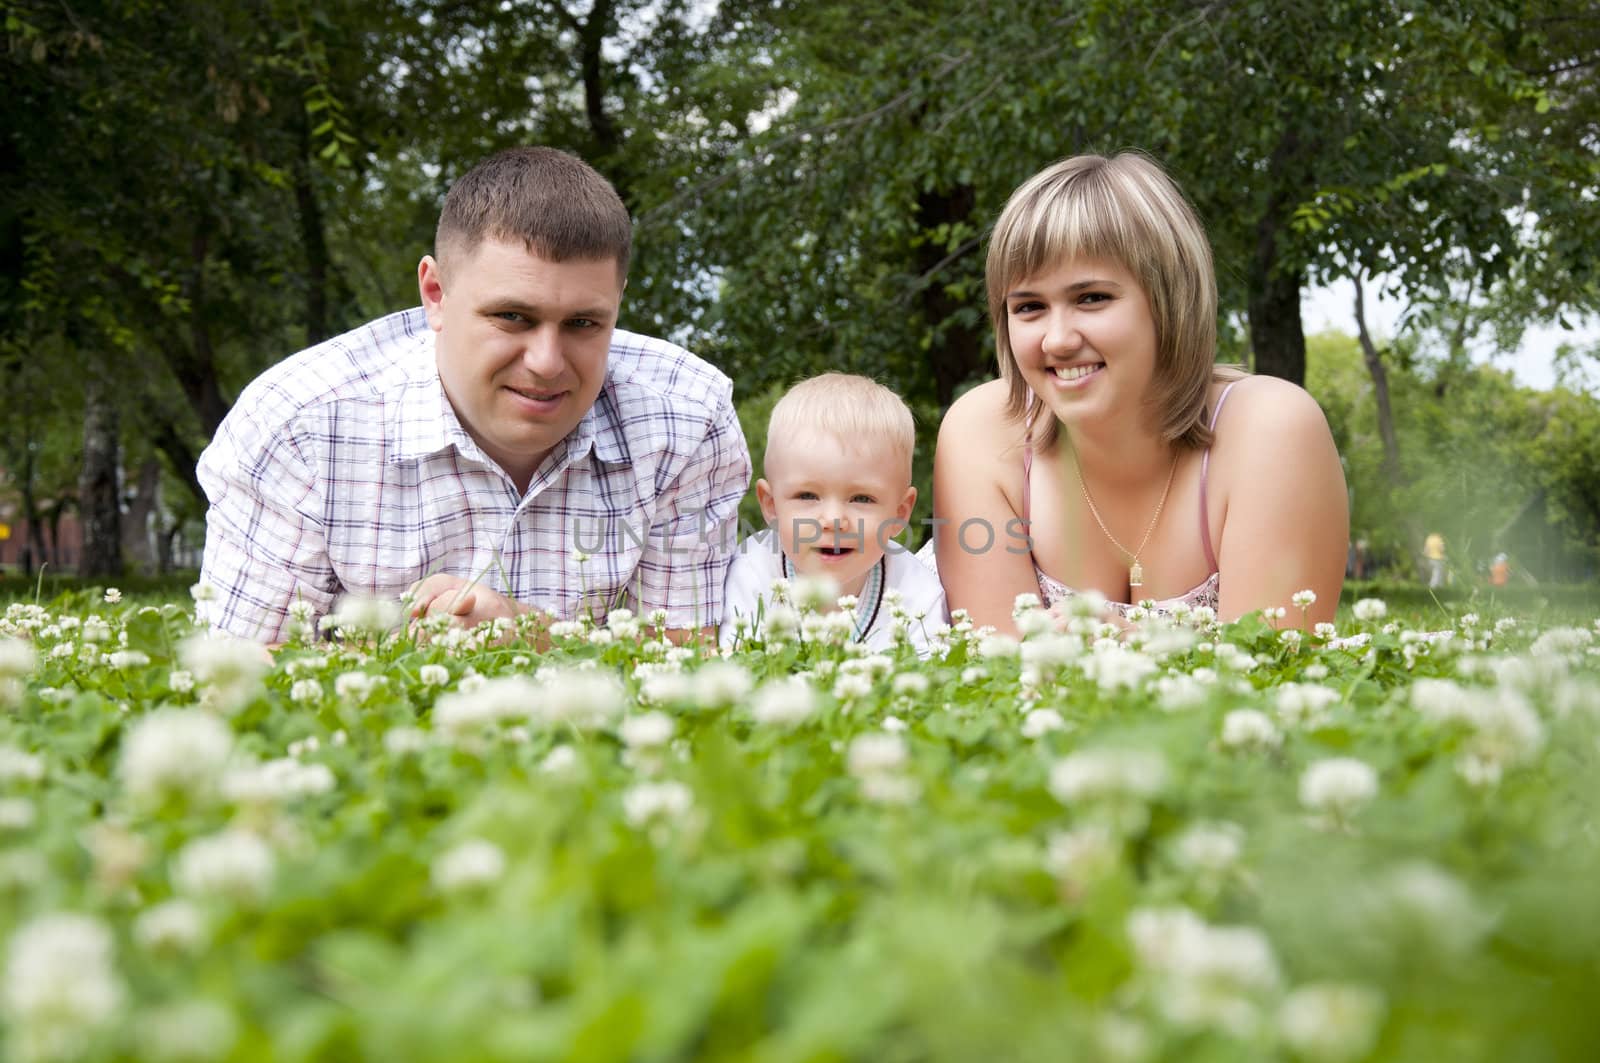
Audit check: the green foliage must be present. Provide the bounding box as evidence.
[3,594,1600,1058]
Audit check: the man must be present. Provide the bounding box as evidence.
[196,147,751,644]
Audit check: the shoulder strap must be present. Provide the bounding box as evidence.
[1198,380,1241,574]
[1021,400,1037,523]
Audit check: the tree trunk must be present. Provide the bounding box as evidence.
[18,442,46,576]
[1247,132,1308,384]
[121,456,163,574]
[915,184,986,406]
[294,118,332,344]
[1352,277,1404,487]
[78,378,124,579]
[1247,219,1307,383]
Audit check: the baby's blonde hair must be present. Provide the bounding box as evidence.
[766,373,915,483]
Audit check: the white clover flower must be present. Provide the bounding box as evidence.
[847,732,909,777]
[107,649,149,671]
[1530,626,1593,657]
[334,671,375,701]
[383,727,429,756]
[880,715,907,733]
[1153,673,1210,711]
[1278,983,1385,1063]
[3,913,124,1061]
[751,677,817,727]
[691,662,753,709]
[536,667,625,730]
[289,679,323,704]
[103,588,123,604]
[960,666,985,685]
[1081,643,1159,692]
[1048,749,1168,805]
[1373,862,1491,958]
[81,616,113,643]
[1220,709,1281,751]
[190,582,217,603]
[1291,589,1317,609]
[133,899,209,955]
[540,745,580,775]
[619,711,675,750]
[1173,821,1245,877]
[1012,592,1043,617]
[977,634,1021,660]
[1044,824,1121,886]
[832,673,873,700]
[1280,628,1303,648]
[419,664,450,687]
[1299,758,1378,822]
[547,620,586,640]
[1021,708,1066,739]
[173,830,276,904]
[1352,598,1387,622]
[606,608,642,640]
[221,758,335,805]
[0,637,38,680]
[761,603,802,642]
[432,674,537,737]
[891,672,930,697]
[622,780,694,827]
[432,839,507,893]
[326,594,403,638]
[135,997,238,1063]
[1127,906,1280,1035]
[0,746,45,785]
[0,798,36,832]
[1275,682,1341,728]
[790,574,840,613]
[178,634,270,714]
[120,710,234,806]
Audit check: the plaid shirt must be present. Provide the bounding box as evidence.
[197,308,751,643]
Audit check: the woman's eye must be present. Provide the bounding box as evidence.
[1079,292,1111,305]
[1009,301,1043,315]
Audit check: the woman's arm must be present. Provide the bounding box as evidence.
[1212,377,1348,626]
[933,382,1044,635]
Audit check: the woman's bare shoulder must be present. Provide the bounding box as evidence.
[939,379,1029,452]
[1213,374,1334,446]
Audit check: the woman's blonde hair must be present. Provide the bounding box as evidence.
[986,152,1244,450]
[766,372,915,482]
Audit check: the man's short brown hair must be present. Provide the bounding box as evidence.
[435,147,632,279]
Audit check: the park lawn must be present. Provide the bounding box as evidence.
[1,587,1599,1062]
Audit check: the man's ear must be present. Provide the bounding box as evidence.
[755,478,778,525]
[418,256,446,330]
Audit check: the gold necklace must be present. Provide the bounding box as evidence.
[1069,448,1179,590]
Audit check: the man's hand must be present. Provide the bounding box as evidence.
[408,574,523,631]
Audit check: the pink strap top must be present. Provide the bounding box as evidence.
[1022,381,1238,613]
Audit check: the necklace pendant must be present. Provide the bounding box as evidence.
[1128,561,1144,589]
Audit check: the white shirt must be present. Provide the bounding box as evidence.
[197,308,751,642]
[720,529,949,656]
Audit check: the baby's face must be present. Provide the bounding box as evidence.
[757,432,916,599]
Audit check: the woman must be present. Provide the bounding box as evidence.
[933,153,1347,632]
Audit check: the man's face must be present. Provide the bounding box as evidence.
[419,237,623,491]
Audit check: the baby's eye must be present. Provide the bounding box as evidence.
[795,491,819,501]
[850,494,876,504]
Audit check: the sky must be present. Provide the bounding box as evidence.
[1300,280,1600,392]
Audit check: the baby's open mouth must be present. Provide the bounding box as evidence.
[819,547,855,556]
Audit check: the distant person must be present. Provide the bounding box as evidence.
[1490,552,1510,588]
[197,147,751,644]
[721,373,948,655]
[933,152,1348,632]
[1424,532,1447,588]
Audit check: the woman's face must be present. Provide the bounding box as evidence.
[1002,256,1159,431]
